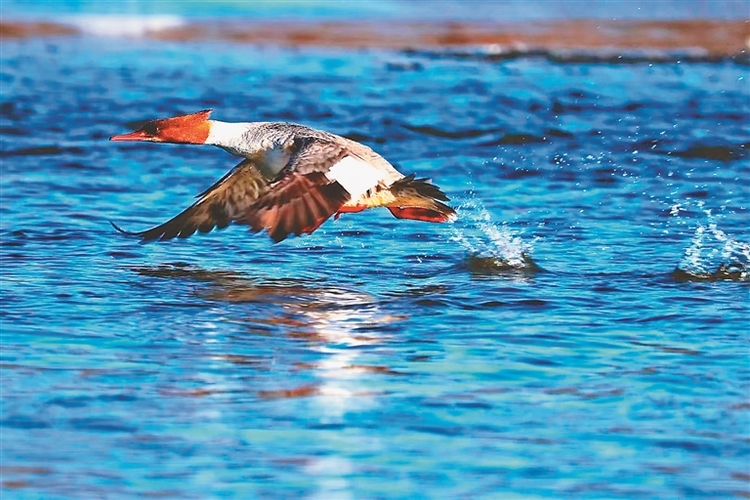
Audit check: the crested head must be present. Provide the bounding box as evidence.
[110,109,214,144]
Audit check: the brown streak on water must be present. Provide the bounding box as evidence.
[257,384,320,399]
[0,22,79,38]
[156,20,750,56]
[0,466,53,475]
[2,481,31,489]
[343,364,407,375]
[1,20,748,56]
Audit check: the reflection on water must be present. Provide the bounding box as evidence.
[132,264,401,499]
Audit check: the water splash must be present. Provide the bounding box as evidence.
[675,214,749,283]
[448,195,539,273]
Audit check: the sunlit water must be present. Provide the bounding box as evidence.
[1,34,749,499]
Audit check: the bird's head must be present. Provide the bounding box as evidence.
[110,109,213,144]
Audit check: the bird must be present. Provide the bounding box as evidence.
[110,109,455,243]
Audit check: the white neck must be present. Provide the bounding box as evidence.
[205,120,255,156]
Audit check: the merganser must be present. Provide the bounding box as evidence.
[110,110,455,243]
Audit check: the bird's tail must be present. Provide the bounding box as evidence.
[386,174,456,223]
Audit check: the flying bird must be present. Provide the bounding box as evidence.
[110,110,455,243]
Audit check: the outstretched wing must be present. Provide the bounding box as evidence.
[243,137,381,243]
[113,136,387,244]
[112,159,268,241]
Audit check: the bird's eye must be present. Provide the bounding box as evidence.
[142,122,159,135]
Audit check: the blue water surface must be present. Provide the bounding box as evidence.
[1,34,749,499]
[5,0,748,21]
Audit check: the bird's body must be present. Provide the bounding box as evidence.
[110,110,455,243]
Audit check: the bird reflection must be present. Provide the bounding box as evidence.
[132,262,396,498]
[132,262,403,399]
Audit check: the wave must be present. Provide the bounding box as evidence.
[65,15,185,37]
[0,16,185,39]
[667,143,749,163]
[407,47,750,65]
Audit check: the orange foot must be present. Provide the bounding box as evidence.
[388,207,451,223]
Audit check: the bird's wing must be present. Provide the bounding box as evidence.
[243,137,385,243]
[112,159,269,241]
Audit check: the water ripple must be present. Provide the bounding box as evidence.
[1,34,748,500]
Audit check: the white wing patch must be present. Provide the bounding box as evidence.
[325,156,383,201]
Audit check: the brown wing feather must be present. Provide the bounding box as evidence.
[112,159,268,242]
[242,138,359,243]
[246,172,349,243]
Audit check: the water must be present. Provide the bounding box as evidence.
[5,0,747,21]
[2,21,749,500]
